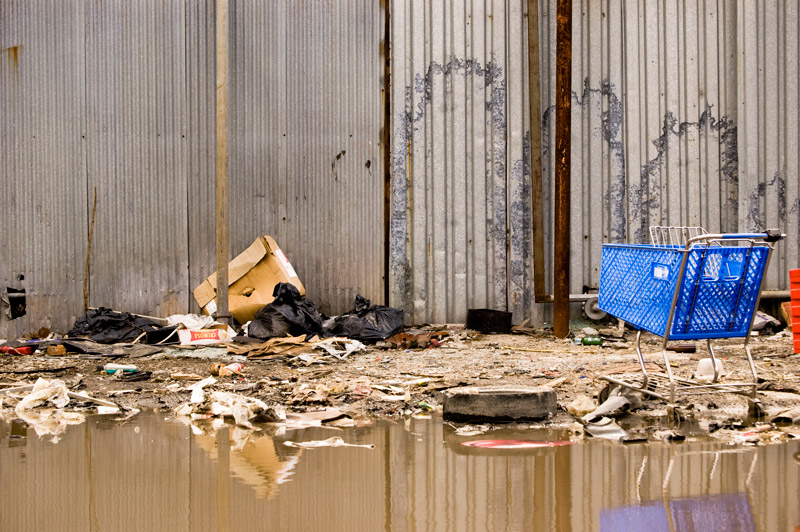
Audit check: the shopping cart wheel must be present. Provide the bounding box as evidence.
[747,398,765,419]
[667,404,688,423]
[597,383,613,404]
[583,296,607,320]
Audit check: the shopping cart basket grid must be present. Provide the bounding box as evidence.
[598,227,782,403]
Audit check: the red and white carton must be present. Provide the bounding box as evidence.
[178,328,232,346]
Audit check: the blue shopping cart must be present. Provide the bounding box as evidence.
[598,227,783,403]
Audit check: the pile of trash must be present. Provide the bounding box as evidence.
[175,377,285,430]
[1,237,406,365]
[246,284,403,343]
[0,377,126,442]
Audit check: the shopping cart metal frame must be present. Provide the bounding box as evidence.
[597,227,783,404]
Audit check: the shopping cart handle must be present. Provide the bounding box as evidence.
[763,228,784,242]
[718,229,784,242]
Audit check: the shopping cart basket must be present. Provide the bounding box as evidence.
[597,227,783,403]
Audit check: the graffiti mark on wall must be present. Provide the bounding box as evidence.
[543,79,740,244]
[390,57,530,316]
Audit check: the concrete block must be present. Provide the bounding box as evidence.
[443,385,557,422]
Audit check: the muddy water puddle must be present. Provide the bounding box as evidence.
[1,413,798,532]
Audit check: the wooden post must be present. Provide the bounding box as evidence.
[527,0,548,304]
[215,0,231,324]
[554,0,572,338]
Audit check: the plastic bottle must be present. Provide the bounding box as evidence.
[100,363,138,374]
[581,336,603,346]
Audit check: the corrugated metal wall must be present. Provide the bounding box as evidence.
[1,1,797,335]
[737,0,800,289]
[389,0,796,325]
[545,0,744,297]
[1,0,385,337]
[185,0,387,318]
[0,0,88,338]
[388,0,534,325]
[84,0,190,318]
[390,0,752,322]
[226,1,386,316]
[543,0,795,297]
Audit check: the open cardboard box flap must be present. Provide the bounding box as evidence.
[193,236,305,324]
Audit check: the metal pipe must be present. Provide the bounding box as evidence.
[553,0,572,338]
[215,0,231,324]
[759,290,791,299]
[527,0,547,303]
[383,0,391,306]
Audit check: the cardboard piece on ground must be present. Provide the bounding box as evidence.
[193,236,305,324]
[780,300,793,331]
[228,336,318,359]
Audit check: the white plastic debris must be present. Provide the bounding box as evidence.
[176,382,285,431]
[312,337,366,360]
[751,311,781,332]
[189,376,217,403]
[454,425,490,437]
[209,391,286,430]
[15,378,70,413]
[283,437,375,449]
[166,313,218,330]
[695,358,725,383]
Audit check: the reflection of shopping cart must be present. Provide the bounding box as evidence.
[598,227,783,403]
[600,448,759,532]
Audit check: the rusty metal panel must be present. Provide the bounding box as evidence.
[225,0,386,316]
[0,0,87,338]
[737,0,799,289]
[83,0,189,318]
[389,0,536,324]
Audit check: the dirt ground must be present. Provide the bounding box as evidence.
[2,322,799,443]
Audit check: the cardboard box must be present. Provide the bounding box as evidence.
[193,236,305,324]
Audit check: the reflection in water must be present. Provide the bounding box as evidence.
[600,493,756,532]
[0,413,798,532]
[180,416,301,499]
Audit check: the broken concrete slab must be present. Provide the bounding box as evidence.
[443,385,557,422]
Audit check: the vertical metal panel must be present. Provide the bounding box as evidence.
[226,1,385,316]
[83,0,189,318]
[187,0,218,299]
[388,0,792,323]
[538,0,744,298]
[0,0,87,338]
[1,0,385,336]
[389,0,536,324]
[738,0,799,289]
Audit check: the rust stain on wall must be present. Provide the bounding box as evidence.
[6,45,20,69]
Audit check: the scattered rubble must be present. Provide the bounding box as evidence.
[1,316,799,445]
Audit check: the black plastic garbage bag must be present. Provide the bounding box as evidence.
[68,307,165,344]
[324,294,404,343]
[247,283,325,340]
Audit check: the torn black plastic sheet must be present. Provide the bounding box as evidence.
[323,295,404,343]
